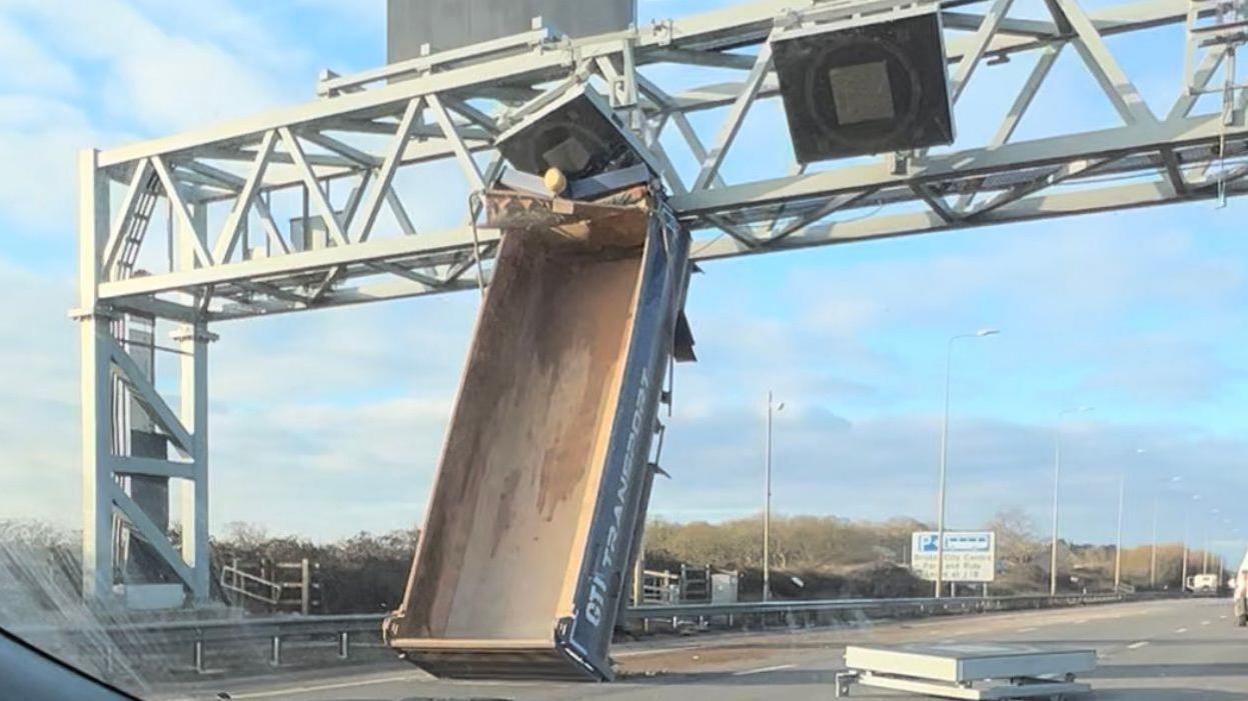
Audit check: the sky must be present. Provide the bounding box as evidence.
[0,0,1244,564]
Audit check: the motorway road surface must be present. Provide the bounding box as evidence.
[171,598,1248,701]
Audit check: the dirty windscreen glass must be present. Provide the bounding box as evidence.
[1,1,1247,700]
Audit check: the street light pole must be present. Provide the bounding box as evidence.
[1114,468,1126,592]
[1051,406,1092,596]
[1220,518,1234,590]
[1203,508,1219,575]
[1150,495,1159,588]
[1202,528,1208,574]
[1182,494,1200,591]
[1051,437,1062,596]
[1115,448,1147,592]
[1182,501,1191,590]
[763,391,783,602]
[935,328,998,599]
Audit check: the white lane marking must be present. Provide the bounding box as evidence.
[734,663,796,676]
[226,674,427,699]
[1127,641,1150,650]
[1220,615,1228,620]
[1175,627,1188,633]
[1017,627,1038,633]
[1201,620,1211,626]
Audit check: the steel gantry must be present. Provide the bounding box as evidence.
[76,0,1246,605]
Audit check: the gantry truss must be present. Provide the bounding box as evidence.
[77,0,1246,604]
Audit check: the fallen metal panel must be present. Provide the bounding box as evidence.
[842,643,1096,700]
[852,672,1090,700]
[846,643,1096,682]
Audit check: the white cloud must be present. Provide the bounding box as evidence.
[1080,332,1242,404]
[0,0,376,535]
[123,0,312,73]
[100,37,287,133]
[6,0,298,133]
[653,399,1248,547]
[210,395,452,539]
[0,0,1244,556]
[0,0,313,238]
[0,260,78,525]
[0,96,104,236]
[0,15,79,95]
[211,294,477,401]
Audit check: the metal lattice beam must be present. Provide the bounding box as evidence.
[83,0,1246,324]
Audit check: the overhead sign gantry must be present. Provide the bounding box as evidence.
[75,0,1246,607]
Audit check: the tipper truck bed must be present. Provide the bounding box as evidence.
[383,185,690,681]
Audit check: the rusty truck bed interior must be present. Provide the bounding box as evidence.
[387,193,651,663]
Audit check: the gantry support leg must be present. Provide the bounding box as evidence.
[175,194,213,605]
[79,317,115,601]
[77,148,216,607]
[175,321,212,603]
[78,149,115,603]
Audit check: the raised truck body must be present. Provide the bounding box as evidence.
[384,186,690,681]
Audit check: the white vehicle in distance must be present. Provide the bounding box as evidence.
[1186,573,1220,594]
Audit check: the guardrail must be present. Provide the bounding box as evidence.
[13,592,1150,676]
[626,592,1130,621]
[114,613,386,671]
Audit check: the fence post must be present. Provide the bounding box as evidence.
[301,558,311,616]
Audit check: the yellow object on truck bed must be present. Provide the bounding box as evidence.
[383,186,690,681]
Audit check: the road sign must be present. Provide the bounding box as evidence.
[911,531,995,583]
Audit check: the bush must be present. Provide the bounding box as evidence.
[211,523,418,613]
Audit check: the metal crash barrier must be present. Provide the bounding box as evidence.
[12,591,1147,676]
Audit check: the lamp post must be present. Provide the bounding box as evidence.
[1114,471,1125,592]
[1143,471,1178,586]
[1204,508,1220,575]
[1228,526,1243,593]
[1182,494,1200,591]
[1118,446,1143,588]
[1051,406,1093,596]
[1219,517,1234,592]
[1146,474,1182,588]
[934,328,998,599]
[1150,494,1159,588]
[763,390,784,602]
[1202,510,1210,575]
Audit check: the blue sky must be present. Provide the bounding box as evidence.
[0,0,1244,564]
